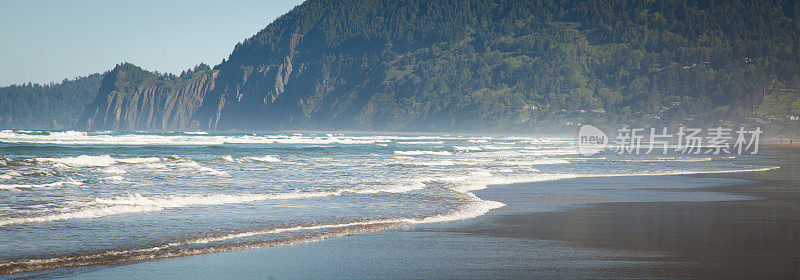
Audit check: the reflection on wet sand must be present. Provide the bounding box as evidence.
[470,148,800,279]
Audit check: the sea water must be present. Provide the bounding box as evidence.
[0,130,774,273]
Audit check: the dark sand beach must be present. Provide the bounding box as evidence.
[7,148,799,280]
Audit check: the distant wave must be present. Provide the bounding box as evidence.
[452,146,483,151]
[101,167,127,174]
[174,161,229,176]
[0,179,433,226]
[0,179,83,191]
[498,158,570,165]
[35,155,160,167]
[32,155,230,177]
[0,130,393,146]
[100,176,125,182]
[246,155,281,163]
[393,160,456,166]
[394,150,453,156]
[396,141,445,145]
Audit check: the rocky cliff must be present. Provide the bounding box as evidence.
[77,63,217,131]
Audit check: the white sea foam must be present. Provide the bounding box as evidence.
[395,160,456,166]
[453,146,483,151]
[94,191,340,208]
[101,166,126,174]
[1,179,439,226]
[0,179,83,191]
[440,166,780,193]
[116,157,161,164]
[140,162,169,169]
[346,181,427,194]
[0,191,343,226]
[215,155,235,162]
[101,176,125,181]
[36,155,117,167]
[174,161,229,177]
[0,194,505,272]
[248,155,281,162]
[35,155,161,167]
[183,197,503,245]
[397,141,445,145]
[498,158,570,165]
[394,150,453,156]
[414,196,504,223]
[0,131,392,146]
[0,171,20,180]
[0,204,163,227]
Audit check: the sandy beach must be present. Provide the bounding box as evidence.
[5,148,791,279]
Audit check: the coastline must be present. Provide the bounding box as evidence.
[11,148,793,279]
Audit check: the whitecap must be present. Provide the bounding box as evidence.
[174,161,229,177]
[35,155,162,167]
[101,176,125,181]
[396,141,445,145]
[393,150,452,156]
[453,146,483,151]
[498,158,570,165]
[36,155,117,167]
[0,179,83,191]
[248,155,281,163]
[101,167,127,174]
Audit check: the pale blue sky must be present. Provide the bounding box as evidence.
[0,0,303,86]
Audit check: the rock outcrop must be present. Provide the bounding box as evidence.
[77,63,217,131]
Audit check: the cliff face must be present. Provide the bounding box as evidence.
[194,33,341,130]
[78,63,217,131]
[191,0,474,131]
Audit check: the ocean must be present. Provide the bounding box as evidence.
[0,130,775,274]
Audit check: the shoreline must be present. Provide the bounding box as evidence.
[15,149,793,279]
[1,166,773,277]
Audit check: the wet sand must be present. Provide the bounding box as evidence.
[9,149,799,279]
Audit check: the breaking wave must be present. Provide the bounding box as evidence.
[0,197,503,274]
[35,155,161,167]
[0,179,83,191]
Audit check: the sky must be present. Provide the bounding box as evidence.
[0,0,303,86]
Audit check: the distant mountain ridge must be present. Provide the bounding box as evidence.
[6,0,800,132]
[0,74,103,129]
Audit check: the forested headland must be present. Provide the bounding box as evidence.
[2,0,799,133]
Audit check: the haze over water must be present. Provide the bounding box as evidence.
[0,130,775,273]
